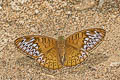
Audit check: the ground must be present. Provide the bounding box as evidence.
[0,0,120,80]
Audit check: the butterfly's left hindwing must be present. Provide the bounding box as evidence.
[14,35,62,70]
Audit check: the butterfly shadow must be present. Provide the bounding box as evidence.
[16,56,37,68]
[61,52,109,75]
[15,51,109,75]
[15,56,60,74]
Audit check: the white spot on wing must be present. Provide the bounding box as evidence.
[32,44,37,47]
[83,45,87,50]
[26,49,30,52]
[95,38,100,42]
[18,42,22,46]
[85,38,89,41]
[94,31,102,37]
[29,37,35,43]
[35,51,40,56]
[90,44,94,48]
[27,43,33,47]
[79,55,83,58]
[29,45,33,51]
[41,59,46,64]
[84,40,87,44]
[81,52,86,56]
[88,36,95,39]
[93,34,98,38]
[86,31,90,33]
[37,58,41,62]
[92,41,96,45]
[98,35,102,39]
[39,55,43,60]
[32,49,36,53]
[22,47,27,50]
[86,32,91,35]
[37,55,45,63]
[29,52,33,55]
[32,44,38,49]
[19,44,24,48]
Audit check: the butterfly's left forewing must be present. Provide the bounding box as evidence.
[64,28,106,67]
[15,35,62,70]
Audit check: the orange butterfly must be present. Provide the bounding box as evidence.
[14,28,106,70]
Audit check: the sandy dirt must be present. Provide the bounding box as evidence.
[0,0,120,80]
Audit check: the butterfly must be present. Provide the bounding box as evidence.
[14,28,106,70]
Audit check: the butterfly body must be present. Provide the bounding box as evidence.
[57,36,66,64]
[15,28,106,70]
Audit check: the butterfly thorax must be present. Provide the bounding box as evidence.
[57,36,66,64]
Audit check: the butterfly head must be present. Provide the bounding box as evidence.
[58,36,65,41]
